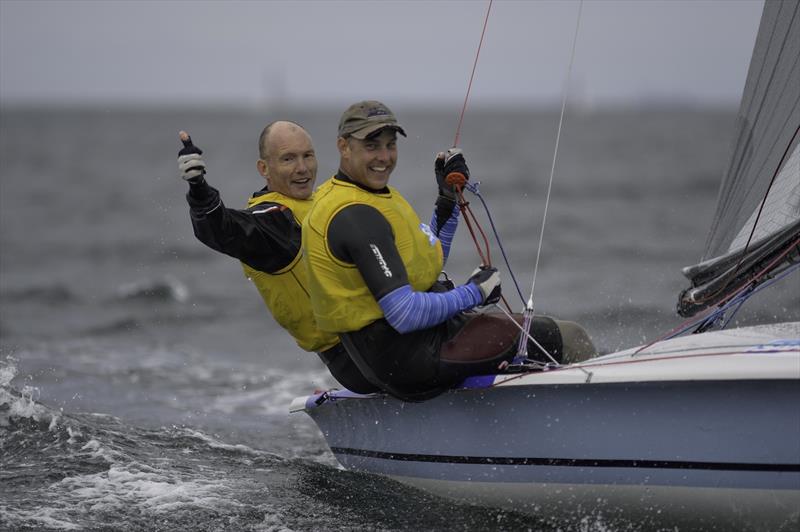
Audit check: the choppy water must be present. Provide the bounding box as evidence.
[1,106,797,531]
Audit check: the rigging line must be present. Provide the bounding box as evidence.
[635,233,800,355]
[456,188,515,312]
[720,261,800,329]
[492,304,560,366]
[719,293,751,330]
[465,181,526,305]
[454,0,494,148]
[526,0,584,312]
[457,192,490,266]
[737,123,800,259]
[492,304,595,381]
[672,236,798,347]
[695,123,799,307]
[446,0,507,309]
[514,0,584,360]
[674,260,799,341]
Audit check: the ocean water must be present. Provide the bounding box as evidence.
[1,106,797,532]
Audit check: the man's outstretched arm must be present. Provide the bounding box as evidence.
[178,132,298,274]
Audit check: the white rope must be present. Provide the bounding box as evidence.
[494,305,559,365]
[526,0,584,313]
[494,305,594,380]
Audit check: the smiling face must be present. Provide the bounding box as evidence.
[257,122,317,199]
[337,128,398,191]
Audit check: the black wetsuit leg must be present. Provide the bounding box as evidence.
[317,343,381,394]
[340,318,454,401]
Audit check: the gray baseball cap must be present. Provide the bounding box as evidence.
[338,100,407,139]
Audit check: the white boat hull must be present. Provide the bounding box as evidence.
[292,323,800,528]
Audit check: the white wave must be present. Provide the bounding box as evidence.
[0,357,61,429]
[0,355,18,386]
[178,427,283,460]
[54,463,241,515]
[115,274,189,303]
[66,425,84,444]
[252,512,297,532]
[0,505,82,530]
[79,437,123,463]
[208,366,336,417]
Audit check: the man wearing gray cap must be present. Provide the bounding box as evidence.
[302,101,530,401]
[304,101,596,401]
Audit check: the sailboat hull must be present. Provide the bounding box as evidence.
[293,323,800,527]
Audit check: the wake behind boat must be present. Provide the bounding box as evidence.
[292,1,800,528]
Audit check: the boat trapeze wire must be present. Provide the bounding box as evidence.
[453,0,493,148]
[494,303,594,381]
[516,0,584,360]
[445,0,523,313]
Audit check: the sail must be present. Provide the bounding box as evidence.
[678,0,800,317]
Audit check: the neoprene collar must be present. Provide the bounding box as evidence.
[335,170,390,194]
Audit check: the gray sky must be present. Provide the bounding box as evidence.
[0,0,764,108]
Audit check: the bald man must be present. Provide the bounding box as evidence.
[177,122,377,393]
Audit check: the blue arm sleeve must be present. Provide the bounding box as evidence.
[429,199,460,263]
[378,283,482,334]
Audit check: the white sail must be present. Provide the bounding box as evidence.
[729,142,799,253]
[703,0,800,260]
[679,0,800,317]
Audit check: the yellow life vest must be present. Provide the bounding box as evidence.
[242,184,339,353]
[303,177,444,333]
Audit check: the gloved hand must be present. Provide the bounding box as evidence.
[467,266,501,306]
[434,147,470,200]
[177,130,206,184]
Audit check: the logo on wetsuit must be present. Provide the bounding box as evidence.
[419,223,438,246]
[370,244,392,278]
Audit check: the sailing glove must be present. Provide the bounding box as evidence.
[435,148,470,200]
[177,131,207,184]
[468,266,501,306]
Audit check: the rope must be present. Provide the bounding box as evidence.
[526,0,584,314]
[719,261,799,328]
[449,172,492,266]
[457,196,488,261]
[692,124,800,308]
[634,234,800,355]
[445,1,515,311]
[454,0,493,148]
[516,0,583,359]
[447,169,515,311]
[464,181,526,305]
[493,304,560,365]
[444,0,493,264]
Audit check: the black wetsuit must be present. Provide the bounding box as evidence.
[325,173,563,401]
[325,173,457,300]
[185,179,378,393]
[322,173,462,399]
